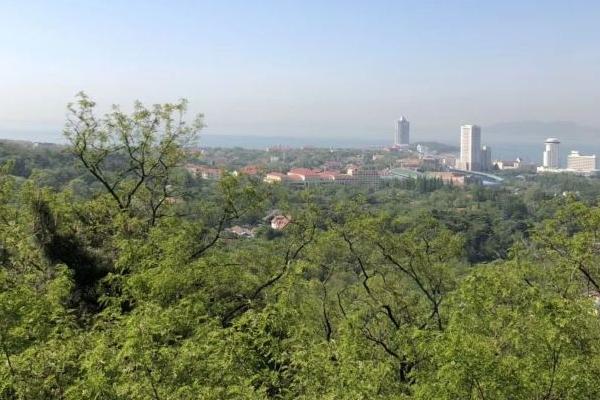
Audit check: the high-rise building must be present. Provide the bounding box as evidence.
[459,125,482,171]
[567,151,597,172]
[543,138,560,169]
[395,116,410,146]
[481,145,492,171]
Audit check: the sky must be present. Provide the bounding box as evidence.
[1,0,600,143]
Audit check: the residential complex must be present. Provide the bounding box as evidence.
[567,151,598,173]
[264,166,382,186]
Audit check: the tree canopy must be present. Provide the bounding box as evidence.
[2,96,600,399]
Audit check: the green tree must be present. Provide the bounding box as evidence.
[64,92,204,225]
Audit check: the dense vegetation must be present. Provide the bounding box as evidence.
[2,96,600,399]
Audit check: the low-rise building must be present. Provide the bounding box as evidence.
[226,226,256,238]
[349,166,382,185]
[264,172,288,183]
[238,165,264,176]
[426,172,466,187]
[398,158,422,170]
[271,215,291,230]
[494,158,537,172]
[440,155,457,168]
[346,164,359,176]
[185,164,223,180]
[286,168,323,182]
[264,166,381,186]
[319,171,355,184]
[420,156,440,170]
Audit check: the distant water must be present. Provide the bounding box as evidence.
[0,129,65,144]
[198,134,392,149]
[487,140,600,165]
[2,129,599,166]
[201,134,600,165]
[0,129,391,149]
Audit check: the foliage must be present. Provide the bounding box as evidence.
[2,97,600,398]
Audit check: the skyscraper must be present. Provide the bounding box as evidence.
[543,138,560,169]
[481,145,492,171]
[459,125,482,171]
[395,116,410,146]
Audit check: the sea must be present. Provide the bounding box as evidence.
[2,129,599,166]
[197,134,600,166]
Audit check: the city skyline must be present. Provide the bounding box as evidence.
[1,1,600,143]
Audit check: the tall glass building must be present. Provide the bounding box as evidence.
[394,116,410,146]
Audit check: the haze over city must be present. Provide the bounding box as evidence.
[1,0,600,149]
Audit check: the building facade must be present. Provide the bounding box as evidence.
[567,151,597,172]
[481,145,492,171]
[395,116,410,146]
[459,125,482,171]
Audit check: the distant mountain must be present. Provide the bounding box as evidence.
[484,121,600,144]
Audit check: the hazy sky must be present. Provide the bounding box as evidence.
[1,0,600,142]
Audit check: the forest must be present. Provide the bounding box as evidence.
[2,95,600,399]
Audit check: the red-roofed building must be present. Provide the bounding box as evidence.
[318,171,340,180]
[318,171,355,183]
[239,165,264,176]
[263,166,379,186]
[287,168,322,181]
[271,215,291,230]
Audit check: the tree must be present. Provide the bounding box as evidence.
[64,92,204,225]
[414,262,600,399]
